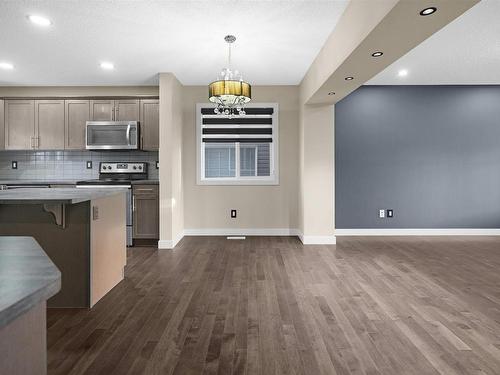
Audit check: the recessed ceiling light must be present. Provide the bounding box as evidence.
[0,62,14,70]
[345,76,354,81]
[372,51,384,57]
[420,7,437,16]
[398,69,409,77]
[100,62,115,70]
[328,91,335,96]
[27,15,52,27]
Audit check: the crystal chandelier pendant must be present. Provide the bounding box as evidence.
[208,35,251,118]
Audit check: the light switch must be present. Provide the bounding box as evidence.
[379,209,385,218]
[92,206,99,220]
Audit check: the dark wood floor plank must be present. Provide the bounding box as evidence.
[47,236,500,375]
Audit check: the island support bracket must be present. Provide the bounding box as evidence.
[43,203,66,228]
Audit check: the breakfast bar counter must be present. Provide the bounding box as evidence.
[0,187,128,204]
[0,188,127,308]
[0,236,61,375]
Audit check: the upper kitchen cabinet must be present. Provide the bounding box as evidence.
[65,100,90,149]
[115,100,140,121]
[139,99,159,151]
[90,99,139,121]
[4,100,35,150]
[90,100,114,121]
[0,100,4,150]
[35,100,65,150]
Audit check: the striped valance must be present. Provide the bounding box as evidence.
[201,107,275,143]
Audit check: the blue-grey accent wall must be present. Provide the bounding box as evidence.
[335,85,500,229]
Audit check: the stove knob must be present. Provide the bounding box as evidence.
[133,166,137,170]
[138,165,142,170]
[107,166,112,170]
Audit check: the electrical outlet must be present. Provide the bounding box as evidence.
[92,206,99,220]
[387,209,394,218]
[379,209,385,218]
[11,161,17,169]
[231,209,237,218]
[86,161,93,169]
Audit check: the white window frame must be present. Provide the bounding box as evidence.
[240,144,258,177]
[196,102,279,185]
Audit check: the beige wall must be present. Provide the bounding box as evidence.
[182,85,299,231]
[299,104,335,239]
[158,74,184,247]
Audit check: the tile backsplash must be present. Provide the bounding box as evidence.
[0,150,159,181]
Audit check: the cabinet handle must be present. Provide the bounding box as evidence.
[140,136,144,150]
[136,188,153,192]
[36,137,39,149]
[132,196,136,212]
[30,137,34,149]
[115,107,119,120]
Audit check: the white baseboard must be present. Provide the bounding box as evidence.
[157,239,173,249]
[161,228,338,247]
[335,228,500,236]
[298,233,337,245]
[157,231,185,249]
[183,228,300,236]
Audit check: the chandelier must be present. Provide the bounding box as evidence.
[209,35,251,118]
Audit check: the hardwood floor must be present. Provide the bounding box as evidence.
[47,236,500,375]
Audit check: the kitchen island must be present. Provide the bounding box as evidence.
[0,236,61,375]
[0,188,127,308]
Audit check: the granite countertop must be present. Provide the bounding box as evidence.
[0,236,61,328]
[0,180,158,185]
[0,187,129,204]
[0,180,78,185]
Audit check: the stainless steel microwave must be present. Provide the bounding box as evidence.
[86,121,140,150]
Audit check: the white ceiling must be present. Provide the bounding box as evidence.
[0,0,348,86]
[367,0,499,85]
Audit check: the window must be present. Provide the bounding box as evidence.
[197,103,279,185]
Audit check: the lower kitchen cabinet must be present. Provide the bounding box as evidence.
[132,184,159,240]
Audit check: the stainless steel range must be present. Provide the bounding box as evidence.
[76,162,148,246]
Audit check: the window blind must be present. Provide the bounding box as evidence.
[201,107,274,143]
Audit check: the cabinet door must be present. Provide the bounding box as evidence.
[5,100,35,150]
[0,100,4,150]
[65,100,90,149]
[115,99,140,121]
[139,99,159,150]
[35,100,65,150]
[133,186,159,239]
[90,100,114,121]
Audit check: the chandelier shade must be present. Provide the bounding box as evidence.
[208,35,251,117]
[208,80,251,105]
